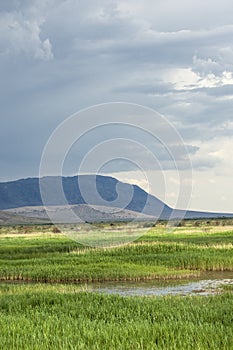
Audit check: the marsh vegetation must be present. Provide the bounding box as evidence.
[0,220,232,349]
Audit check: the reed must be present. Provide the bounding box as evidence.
[0,225,232,283]
[0,283,232,350]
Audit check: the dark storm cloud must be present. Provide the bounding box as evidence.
[1,0,233,180]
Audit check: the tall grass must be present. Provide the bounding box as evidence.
[0,224,232,349]
[0,284,232,350]
[0,225,232,282]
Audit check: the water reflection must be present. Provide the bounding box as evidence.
[91,272,233,297]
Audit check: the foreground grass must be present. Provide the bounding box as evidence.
[0,284,232,350]
[0,224,232,282]
[0,224,232,349]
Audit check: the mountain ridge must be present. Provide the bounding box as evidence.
[0,175,232,220]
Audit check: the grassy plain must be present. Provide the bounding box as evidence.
[0,221,232,282]
[0,220,232,349]
[0,284,232,350]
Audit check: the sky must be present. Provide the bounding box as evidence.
[0,0,233,212]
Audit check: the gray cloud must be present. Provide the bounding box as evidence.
[0,0,233,181]
[0,1,55,60]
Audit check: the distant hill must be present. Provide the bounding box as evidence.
[0,210,47,225]
[0,175,171,218]
[5,205,155,223]
[0,175,232,221]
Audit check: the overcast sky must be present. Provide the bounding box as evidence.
[1,0,233,212]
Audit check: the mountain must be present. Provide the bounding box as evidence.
[0,175,171,218]
[0,175,232,221]
[0,210,47,225]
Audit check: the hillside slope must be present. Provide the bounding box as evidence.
[0,175,232,220]
[0,210,47,225]
[0,175,171,218]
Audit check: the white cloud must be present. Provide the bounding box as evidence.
[193,55,220,75]
[163,67,233,91]
[190,136,233,173]
[0,4,53,60]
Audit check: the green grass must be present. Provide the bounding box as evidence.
[141,227,233,245]
[0,224,232,282]
[0,223,232,349]
[0,284,232,350]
